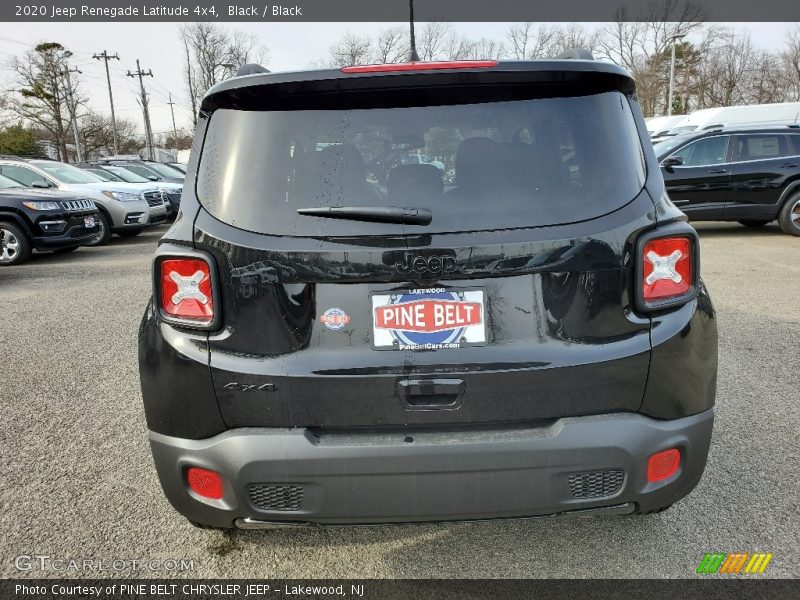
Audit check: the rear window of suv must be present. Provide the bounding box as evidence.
[197,91,645,236]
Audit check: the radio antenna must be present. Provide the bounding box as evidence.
[408,0,420,62]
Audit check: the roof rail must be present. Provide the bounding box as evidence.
[554,48,594,60]
[236,63,270,76]
[707,122,800,132]
[0,154,28,161]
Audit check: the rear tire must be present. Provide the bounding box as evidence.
[738,219,770,228]
[778,194,800,236]
[117,228,143,238]
[85,211,112,246]
[0,222,32,266]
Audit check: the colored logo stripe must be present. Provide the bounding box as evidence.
[697,553,773,574]
[697,553,726,573]
[745,553,773,573]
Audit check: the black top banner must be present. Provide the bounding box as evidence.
[1,0,799,22]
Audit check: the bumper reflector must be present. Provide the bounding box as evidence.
[647,448,681,482]
[187,467,223,500]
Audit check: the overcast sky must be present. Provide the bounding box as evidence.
[0,22,793,135]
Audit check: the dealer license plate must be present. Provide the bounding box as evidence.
[371,288,486,350]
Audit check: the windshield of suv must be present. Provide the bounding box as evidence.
[652,134,696,159]
[197,91,645,236]
[103,165,151,183]
[146,162,185,178]
[83,167,120,182]
[32,161,104,184]
[0,174,23,189]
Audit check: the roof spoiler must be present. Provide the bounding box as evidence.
[201,60,635,113]
[555,48,594,60]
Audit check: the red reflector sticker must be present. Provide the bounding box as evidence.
[647,448,681,482]
[642,237,692,301]
[160,259,213,322]
[187,467,223,500]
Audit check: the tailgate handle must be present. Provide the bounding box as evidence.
[398,378,465,410]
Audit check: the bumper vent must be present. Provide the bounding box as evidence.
[249,484,304,511]
[568,470,624,498]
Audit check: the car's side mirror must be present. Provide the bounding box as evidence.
[147,175,158,181]
[660,156,683,169]
[31,180,52,188]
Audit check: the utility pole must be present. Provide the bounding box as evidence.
[59,63,83,162]
[167,93,178,156]
[667,34,686,117]
[93,50,120,155]
[127,59,155,160]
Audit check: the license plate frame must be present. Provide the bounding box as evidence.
[371,287,487,351]
[84,216,96,229]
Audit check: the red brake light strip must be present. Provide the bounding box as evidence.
[341,61,498,74]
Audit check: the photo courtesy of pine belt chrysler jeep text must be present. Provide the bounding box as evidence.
[138,54,718,529]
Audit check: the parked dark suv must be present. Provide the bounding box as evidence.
[139,57,718,529]
[0,174,99,265]
[654,126,800,235]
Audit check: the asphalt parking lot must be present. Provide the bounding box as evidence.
[1,222,798,579]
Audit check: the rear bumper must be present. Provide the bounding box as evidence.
[149,409,714,528]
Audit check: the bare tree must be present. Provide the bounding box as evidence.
[180,23,268,124]
[417,22,451,61]
[782,25,800,100]
[328,32,373,67]
[506,23,597,60]
[692,29,755,108]
[78,110,139,158]
[464,38,505,60]
[744,51,787,104]
[443,32,474,61]
[8,42,82,161]
[595,0,704,115]
[374,27,409,63]
[554,23,600,55]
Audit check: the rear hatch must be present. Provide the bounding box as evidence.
[193,63,655,428]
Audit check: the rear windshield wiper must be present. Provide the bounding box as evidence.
[297,206,432,225]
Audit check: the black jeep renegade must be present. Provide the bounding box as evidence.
[138,56,718,529]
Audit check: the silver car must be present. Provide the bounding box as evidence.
[0,158,167,245]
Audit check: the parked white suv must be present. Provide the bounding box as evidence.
[0,158,167,245]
